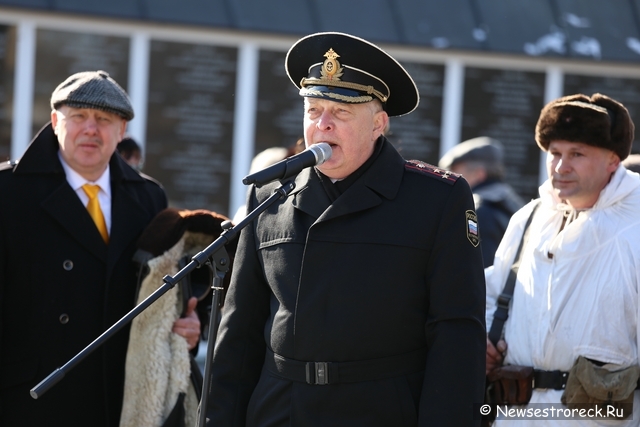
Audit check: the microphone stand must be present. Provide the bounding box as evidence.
[30,181,297,427]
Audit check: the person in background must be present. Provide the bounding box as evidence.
[207,32,486,427]
[439,137,524,266]
[485,93,640,426]
[0,70,200,427]
[117,136,143,170]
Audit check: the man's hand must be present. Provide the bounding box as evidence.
[486,337,507,375]
[172,296,201,350]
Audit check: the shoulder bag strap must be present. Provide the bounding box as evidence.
[487,200,540,345]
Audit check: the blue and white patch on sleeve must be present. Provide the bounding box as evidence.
[466,210,479,247]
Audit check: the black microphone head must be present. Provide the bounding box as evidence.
[308,142,332,166]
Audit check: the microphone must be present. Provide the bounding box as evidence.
[243,142,332,187]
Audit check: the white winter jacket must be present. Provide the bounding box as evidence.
[485,166,640,426]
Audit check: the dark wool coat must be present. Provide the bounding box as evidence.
[207,137,486,427]
[0,124,167,427]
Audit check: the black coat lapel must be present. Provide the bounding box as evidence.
[107,184,151,273]
[106,156,154,274]
[41,181,108,262]
[20,124,108,260]
[291,168,332,219]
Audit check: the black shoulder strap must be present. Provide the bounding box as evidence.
[487,200,540,345]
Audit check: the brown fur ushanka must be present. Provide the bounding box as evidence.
[535,93,635,161]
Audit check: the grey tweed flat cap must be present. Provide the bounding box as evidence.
[50,70,134,120]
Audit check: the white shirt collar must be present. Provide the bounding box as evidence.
[57,151,111,197]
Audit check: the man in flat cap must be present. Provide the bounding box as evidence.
[485,93,640,426]
[439,137,524,266]
[207,32,486,426]
[0,71,200,426]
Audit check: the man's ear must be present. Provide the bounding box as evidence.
[51,110,59,134]
[119,119,127,140]
[608,152,621,173]
[373,111,389,137]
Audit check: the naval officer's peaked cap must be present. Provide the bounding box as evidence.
[286,32,419,117]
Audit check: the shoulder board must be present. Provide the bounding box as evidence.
[405,160,460,185]
[0,160,18,173]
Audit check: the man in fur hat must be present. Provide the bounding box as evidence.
[485,93,640,426]
[207,32,486,426]
[0,71,201,426]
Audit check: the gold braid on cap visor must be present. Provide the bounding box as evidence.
[300,88,375,103]
[300,64,390,104]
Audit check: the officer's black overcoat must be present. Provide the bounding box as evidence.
[208,137,486,427]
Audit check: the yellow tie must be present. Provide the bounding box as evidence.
[82,184,109,243]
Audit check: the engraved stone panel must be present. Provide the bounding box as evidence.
[388,61,445,164]
[461,67,546,200]
[254,49,303,157]
[145,41,237,215]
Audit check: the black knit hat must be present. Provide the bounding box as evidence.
[285,32,419,117]
[50,70,134,120]
[535,93,634,161]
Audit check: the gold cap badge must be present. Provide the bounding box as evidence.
[321,48,343,80]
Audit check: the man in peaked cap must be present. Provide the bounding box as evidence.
[0,71,200,426]
[208,32,486,427]
[485,93,640,426]
[439,137,524,267]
